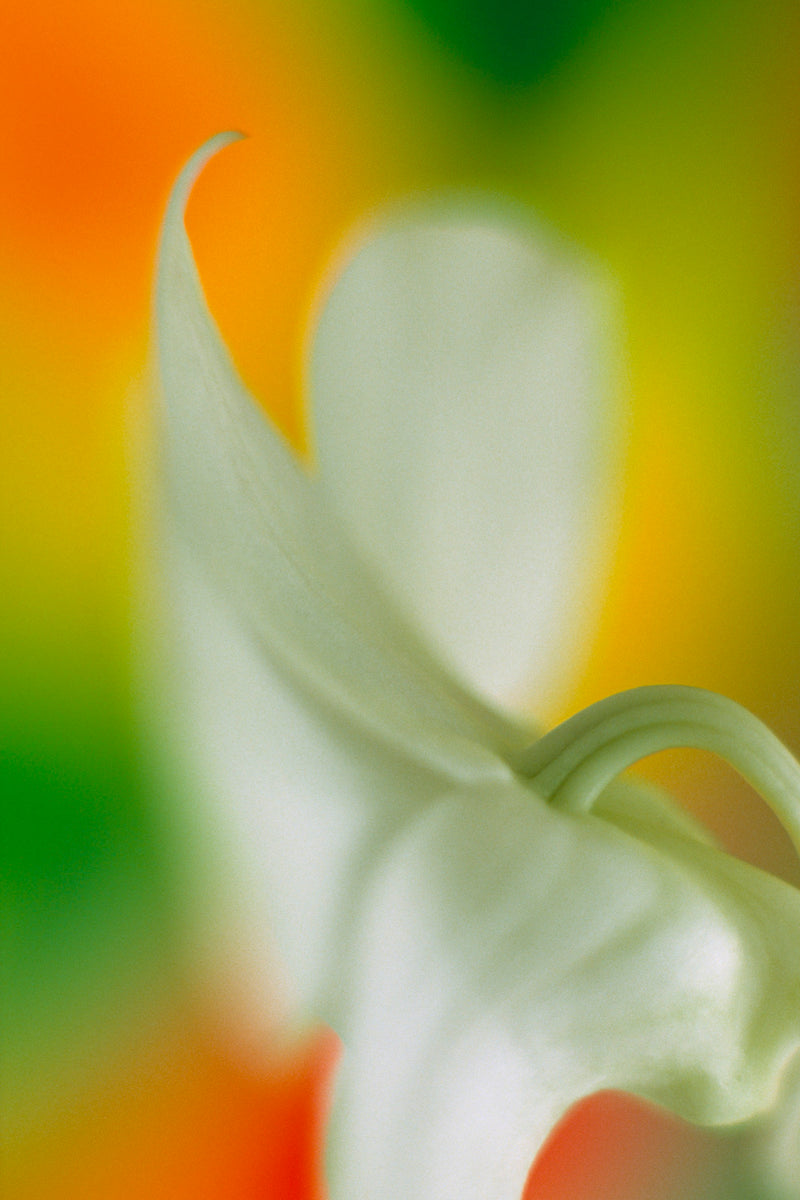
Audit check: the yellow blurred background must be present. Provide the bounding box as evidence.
[4,0,800,1195]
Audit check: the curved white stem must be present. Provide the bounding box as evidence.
[519,685,800,858]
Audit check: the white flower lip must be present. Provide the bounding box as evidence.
[155,135,800,1200]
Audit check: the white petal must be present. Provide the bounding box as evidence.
[759,1054,800,1196]
[155,136,528,782]
[310,204,624,712]
[327,776,800,1200]
[165,545,458,1019]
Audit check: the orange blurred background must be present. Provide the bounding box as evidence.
[4,0,800,1196]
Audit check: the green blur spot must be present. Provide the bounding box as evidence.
[3,733,137,904]
[0,672,163,910]
[1,665,183,1122]
[398,0,615,85]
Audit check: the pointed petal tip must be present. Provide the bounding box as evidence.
[166,131,247,222]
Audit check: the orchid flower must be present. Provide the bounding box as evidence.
[155,134,800,1200]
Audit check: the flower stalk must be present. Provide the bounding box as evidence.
[520,685,800,856]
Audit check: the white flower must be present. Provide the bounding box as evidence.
[155,134,800,1200]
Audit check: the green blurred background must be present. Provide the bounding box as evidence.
[3,0,800,1195]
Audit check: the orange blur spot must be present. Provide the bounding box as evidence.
[0,0,241,314]
[524,1090,717,1200]
[0,0,382,439]
[9,1015,339,1200]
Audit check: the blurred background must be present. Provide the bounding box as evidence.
[4,0,800,1195]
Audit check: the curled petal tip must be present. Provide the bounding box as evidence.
[166,131,247,220]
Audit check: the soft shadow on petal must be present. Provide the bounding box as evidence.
[310,204,624,714]
[156,135,527,784]
[166,544,462,1022]
[328,776,800,1200]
